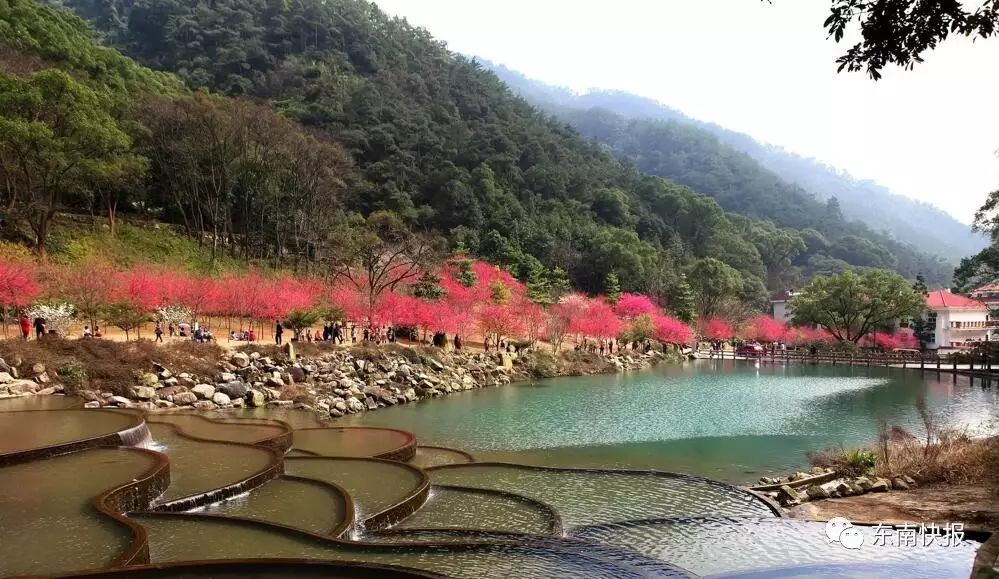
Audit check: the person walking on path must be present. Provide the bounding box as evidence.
[33,317,45,339]
[275,320,284,345]
[154,322,164,343]
[18,315,30,340]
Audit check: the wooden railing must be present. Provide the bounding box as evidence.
[697,349,998,371]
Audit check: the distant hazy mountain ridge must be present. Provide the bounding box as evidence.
[485,61,985,264]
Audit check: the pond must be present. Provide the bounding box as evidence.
[341,360,999,483]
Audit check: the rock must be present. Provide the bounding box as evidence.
[249,351,261,361]
[141,373,159,387]
[230,352,250,368]
[901,474,916,486]
[870,479,890,493]
[83,401,101,409]
[110,395,132,407]
[332,398,348,413]
[154,399,175,409]
[152,362,167,373]
[346,397,366,413]
[217,381,248,399]
[79,390,100,402]
[7,380,39,394]
[365,397,378,410]
[854,477,873,492]
[402,387,418,403]
[804,485,831,500]
[0,372,13,384]
[158,369,173,380]
[34,372,50,384]
[288,366,306,383]
[429,359,445,371]
[810,466,825,475]
[193,400,217,410]
[161,377,179,387]
[219,372,237,383]
[777,485,802,506]
[835,482,855,497]
[0,359,10,373]
[173,392,198,406]
[246,389,266,408]
[231,397,244,408]
[848,481,865,495]
[891,477,910,491]
[212,392,232,406]
[397,365,412,378]
[156,385,186,398]
[130,385,157,400]
[30,363,46,375]
[191,384,215,400]
[264,375,284,388]
[363,386,398,405]
[266,400,294,408]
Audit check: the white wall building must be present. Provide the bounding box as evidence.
[924,289,994,352]
[770,291,795,324]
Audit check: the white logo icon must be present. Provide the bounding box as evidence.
[825,517,865,549]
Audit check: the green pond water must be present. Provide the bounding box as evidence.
[342,361,999,483]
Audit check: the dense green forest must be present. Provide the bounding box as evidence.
[487,62,980,268]
[0,0,950,325]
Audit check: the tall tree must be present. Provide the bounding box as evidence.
[688,258,743,319]
[0,70,138,252]
[790,269,926,343]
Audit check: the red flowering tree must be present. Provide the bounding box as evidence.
[699,318,734,341]
[479,304,525,348]
[614,293,658,320]
[654,313,694,346]
[0,259,39,336]
[747,316,789,343]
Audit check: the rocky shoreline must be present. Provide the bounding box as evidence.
[757,468,919,508]
[0,345,673,419]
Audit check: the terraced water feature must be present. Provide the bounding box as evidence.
[0,408,146,462]
[0,361,992,578]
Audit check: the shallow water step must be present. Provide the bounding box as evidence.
[393,485,560,535]
[146,422,279,509]
[0,395,82,411]
[212,406,326,429]
[427,463,777,529]
[569,515,981,578]
[0,447,162,577]
[147,413,290,449]
[56,559,446,578]
[128,512,688,578]
[292,427,416,461]
[0,409,145,461]
[283,457,427,528]
[198,475,351,536]
[407,445,474,469]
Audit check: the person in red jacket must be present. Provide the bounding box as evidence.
[18,315,30,340]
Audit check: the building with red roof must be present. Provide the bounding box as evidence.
[969,283,999,308]
[922,289,993,352]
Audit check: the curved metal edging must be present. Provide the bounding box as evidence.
[43,558,448,579]
[146,421,284,512]
[95,447,173,568]
[292,427,417,462]
[146,412,294,452]
[120,511,696,577]
[0,409,148,466]
[284,456,430,530]
[426,461,783,519]
[391,484,564,536]
[412,445,475,464]
[276,474,357,538]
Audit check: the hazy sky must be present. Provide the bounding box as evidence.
[373,0,999,224]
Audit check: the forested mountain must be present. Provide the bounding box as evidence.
[487,62,983,264]
[2,0,951,324]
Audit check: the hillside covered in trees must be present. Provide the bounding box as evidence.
[486,62,968,280]
[1,0,951,324]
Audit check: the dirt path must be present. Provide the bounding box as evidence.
[786,484,999,531]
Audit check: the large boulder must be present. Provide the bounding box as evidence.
[193,400,217,410]
[246,389,266,408]
[776,485,802,506]
[30,363,46,375]
[890,477,910,491]
[363,386,398,405]
[7,380,39,395]
[173,391,198,406]
[287,366,306,384]
[109,395,132,407]
[211,392,232,407]
[0,372,14,384]
[140,373,159,387]
[345,397,366,413]
[191,384,215,400]
[230,352,250,368]
[870,479,890,493]
[156,385,187,398]
[804,485,830,500]
[217,381,248,399]
[130,385,157,400]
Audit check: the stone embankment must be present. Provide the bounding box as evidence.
[756,468,920,508]
[0,346,670,419]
